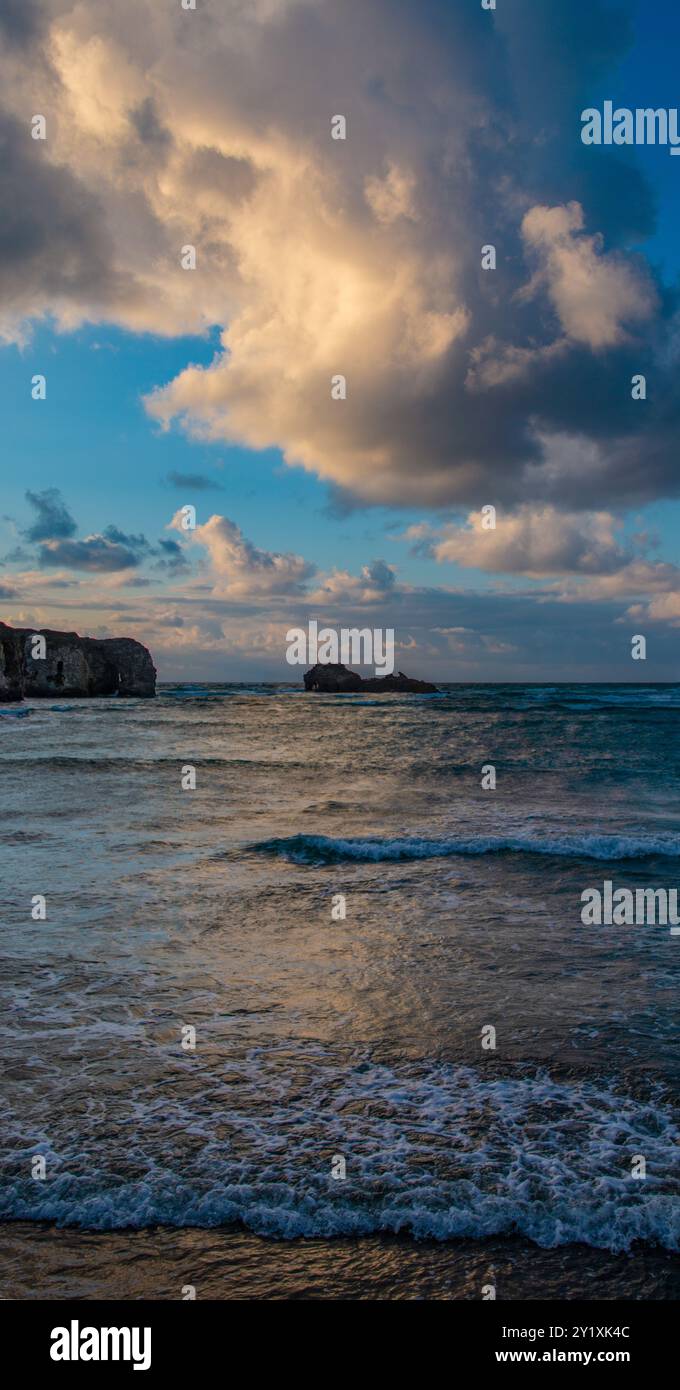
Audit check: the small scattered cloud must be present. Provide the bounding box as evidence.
[362,558,396,591]
[102,525,153,554]
[38,535,142,572]
[156,536,190,572]
[24,488,77,542]
[163,471,225,491]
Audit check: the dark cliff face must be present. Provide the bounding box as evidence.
[0,623,156,700]
[303,662,438,694]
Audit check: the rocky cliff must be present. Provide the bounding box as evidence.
[303,662,438,693]
[0,622,156,700]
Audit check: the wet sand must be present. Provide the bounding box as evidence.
[1,1224,678,1301]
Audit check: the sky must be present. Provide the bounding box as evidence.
[1,0,680,682]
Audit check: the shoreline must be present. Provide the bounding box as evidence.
[2,1224,678,1301]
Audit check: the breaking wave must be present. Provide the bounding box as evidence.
[253,831,680,865]
[1,1060,677,1250]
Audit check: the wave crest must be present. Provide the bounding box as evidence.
[253,831,680,865]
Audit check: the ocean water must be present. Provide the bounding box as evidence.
[1,683,679,1299]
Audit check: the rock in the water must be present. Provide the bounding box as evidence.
[303,662,437,693]
[0,622,156,700]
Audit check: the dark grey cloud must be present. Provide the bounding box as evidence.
[33,520,186,574]
[38,536,141,572]
[164,471,224,492]
[363,558,395,591]
[155,537,189,572]
[129,98,172,149]
[103,525,153,554]
[20,492,187,575]
[0,0,42,48]
[24,488,77,542]
[0,109,136,337]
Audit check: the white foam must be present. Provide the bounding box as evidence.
[2,1058,677,1251]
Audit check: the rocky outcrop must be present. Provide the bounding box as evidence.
[0,622,24,701]
[0,622,156,700]
[303,662,438,693]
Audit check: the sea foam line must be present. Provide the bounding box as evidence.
[253,831,680,865]
[1,1064,677,1250]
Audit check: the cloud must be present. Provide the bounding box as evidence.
[128,97,172,151]
[142,575,680,682]
[1,0,676,511]
[164,471,224,491]
[407,507,680,611]
[362,558,396,591]
[102,525,153,553]
[0,111,136,345]
[5,500,680,679]
[629,592,680,626]
[364,163,419,225]
[24,488,77,542]
[20,496,180,575]
[172,511,316,597]
[38,535,142,571]
[420,506,633,577]
[519,201,656,350]
[156,536,190,572]
[0,0,41,50]
[309,560,400,606]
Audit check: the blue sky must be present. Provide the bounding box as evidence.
[1,0,679,680]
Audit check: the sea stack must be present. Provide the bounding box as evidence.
[303,662,438,693]
[0,622,156,700]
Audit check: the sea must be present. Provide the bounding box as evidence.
[1,682,679,1300]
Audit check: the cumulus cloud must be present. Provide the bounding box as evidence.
[172,511,316,597]
[629,592,680,625]
[5,498,680,678]
[309,558,400,606]
[1,0,676,510]
[0,110,137,345]
[407,506,680,606]
[419,506,632,577]
[519,201,656,350]
[362,558,396,591]
[364,163,419,225]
